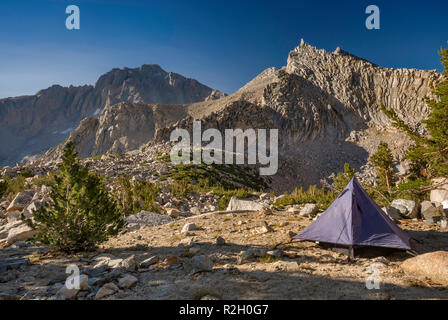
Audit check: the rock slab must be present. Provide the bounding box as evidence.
[401,251,448,285]
[226,197,264,211]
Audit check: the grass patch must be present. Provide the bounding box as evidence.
[28,252,41,264]
[89,155,103,161]
[164,162,266,202]
[258,255,279,264]
[32,171,58,187]
[0,174,30,200]
[156,153,171,163]
[17,168,34,178]
[274,185,335,210]
[111,174,161,215]
[169,235,182,242]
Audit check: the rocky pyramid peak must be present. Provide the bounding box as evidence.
[138,64,164,72]
[95,64,167,87]
[288,39,376,73]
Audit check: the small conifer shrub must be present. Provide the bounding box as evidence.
[24,141,125,253]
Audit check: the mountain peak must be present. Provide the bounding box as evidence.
[287,40,377,75]
[138,64,166,73]
[0,64,225,165]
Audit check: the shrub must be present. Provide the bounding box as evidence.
[368,141,398,204]
[168,180,191,198]
[23,141,125,253]
[18,168,34,178]
[274,185,335,210]
[32,171,58,187]
[165,162,263,200]
[112,174,135,216]
[332,163,356,194]
[0,179,7,199]
[112,174,161,215]
[274,163,355,210]
[218,195,230,211]
[133,180,160,213]
[0,175,29,200]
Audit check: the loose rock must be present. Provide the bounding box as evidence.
[186,255,214,272]
[299,204,319,217]
[120,255,137,271]
[226,197,264,211]
[182,223,199,233]
[420,201,445,223]
[56,286,79,300]
[430,178,448,203]
[95,282,119,299]
[6,190,34,212]
[139,256,159,268]
[6,224,36,245]
[382,206,403,221]
[118,274,138,289]
[125,210,174,231]
[78,275,89,291]
[401,251,448,285]
[216,236,226,246]
[390,199,419,219]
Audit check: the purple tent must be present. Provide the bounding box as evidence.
[293,177,412,251]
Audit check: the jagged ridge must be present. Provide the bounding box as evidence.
[0,65,225,166]
[39,40,446,190]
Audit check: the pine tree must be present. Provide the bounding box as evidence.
[24,141,125,253]
[333,163,356,193]
[421,44,448,177]
[381,43,448,188]
[370,142,396,196]
[113,174,135,216]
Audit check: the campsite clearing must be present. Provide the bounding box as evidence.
[2,208,447,300]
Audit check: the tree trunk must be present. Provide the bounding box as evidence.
[385,170,391,195]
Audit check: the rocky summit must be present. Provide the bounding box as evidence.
[0,64,225,166]
[39,40,443,191]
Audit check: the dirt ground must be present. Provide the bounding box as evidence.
[2,210,448,300]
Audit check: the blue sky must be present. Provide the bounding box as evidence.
[0,0,447,98]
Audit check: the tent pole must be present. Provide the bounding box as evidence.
[349,246,354,260]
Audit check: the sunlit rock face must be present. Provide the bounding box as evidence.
[0,64,225,165]
[25,41,447,191]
